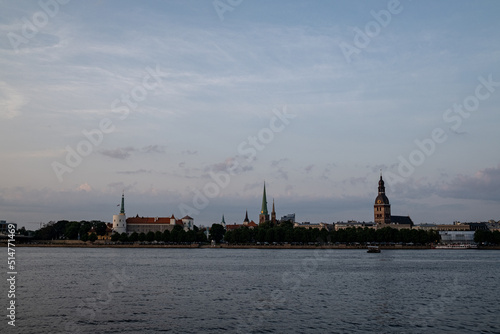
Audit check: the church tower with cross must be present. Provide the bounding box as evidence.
[374,173,391,225]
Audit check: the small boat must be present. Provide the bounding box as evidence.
[367,246,381,253]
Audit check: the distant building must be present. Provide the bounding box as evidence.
[294,222,332,231]
[335,221,376,231]
[439,231,475,244]
[111,194,194,234]
[374,173,413,229]
[280,214,296,224]
[0,220,16,234]
[225,211,258,231]
[126,215,191,234]
[112,193,127,234]
[374,173,391,224]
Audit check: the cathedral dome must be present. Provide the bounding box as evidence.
[375,193,390,205]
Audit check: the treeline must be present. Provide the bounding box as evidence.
[111,225,207,243]
[474,230,500,244]
[34,220,108,240]
[222,222,440,244]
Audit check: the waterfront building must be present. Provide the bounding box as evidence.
[294,222,332,231]
[374,173,391,224]
[374,173,414,229]
[125,215,193,234]
[225,211,258,231]
[112,193,127,234]
[259,182,270,225]
[0,220,16,234]
[335,221,376,231]
[439,231,475,244]
[112,194,194,234]
[280,214,296,224]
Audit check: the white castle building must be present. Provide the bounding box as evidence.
[112,193,127,234]
[112,194,194,234]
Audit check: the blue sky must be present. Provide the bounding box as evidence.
[1,0,499,229]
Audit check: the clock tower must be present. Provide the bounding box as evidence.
[374,173,391,225]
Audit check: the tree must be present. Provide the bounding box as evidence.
[80,233,89,242]
[119,232,129,242]
[162,230,171,242]
[64,221,80,240]
[146,231,155,242]
[129,232,139,242]
[139,232,146,242]
[89,233,98,242]
[155,231,163,242]
[111,232,120,242]
[79,221,92,238]
[94,222,108,236]
[209,224,225,243]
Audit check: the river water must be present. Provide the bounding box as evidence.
[3,247,500,333]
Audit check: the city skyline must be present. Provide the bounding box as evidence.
[1,0,500,229]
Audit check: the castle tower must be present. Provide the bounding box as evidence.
[374,173,391,225]
[259,182,269,225]
[271,198,276,225]
[112,193,127,234]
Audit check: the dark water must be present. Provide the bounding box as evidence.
[4,247,500,333]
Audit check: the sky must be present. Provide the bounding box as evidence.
[1,0,499,230]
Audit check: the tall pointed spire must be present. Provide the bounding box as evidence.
[244,210,249,223]
[271,198,276,225]
[120,192,125,215]
[259,182,270,225]
[261,182,268,215]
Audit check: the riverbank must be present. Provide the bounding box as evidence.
[3,240,500,249]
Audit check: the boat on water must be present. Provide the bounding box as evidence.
[367,246,381,253]
[433,244,478,249]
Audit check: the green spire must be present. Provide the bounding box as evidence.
[261,182,268,215]
[221,214,225,224]
[120,193,125,215]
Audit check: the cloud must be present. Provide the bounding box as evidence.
[100,147,136,160]
[436,165,500,201]
[100,145,164,160]
[204,156,253,176]
[117,169,152,175]
[0,82,26,118]
[141,145,166,154]
[77,183,92,192]
[182,150,198,155]
[304,164,315,173]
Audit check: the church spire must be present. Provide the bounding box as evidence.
[259,182,270,225]
[120,192,125,215]
[244,210,249,223]
[261,182,268,215]
[271,198,276,225]
[378,172,385,194]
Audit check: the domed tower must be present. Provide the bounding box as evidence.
[112,193,127,234]
[374,173,391,225]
